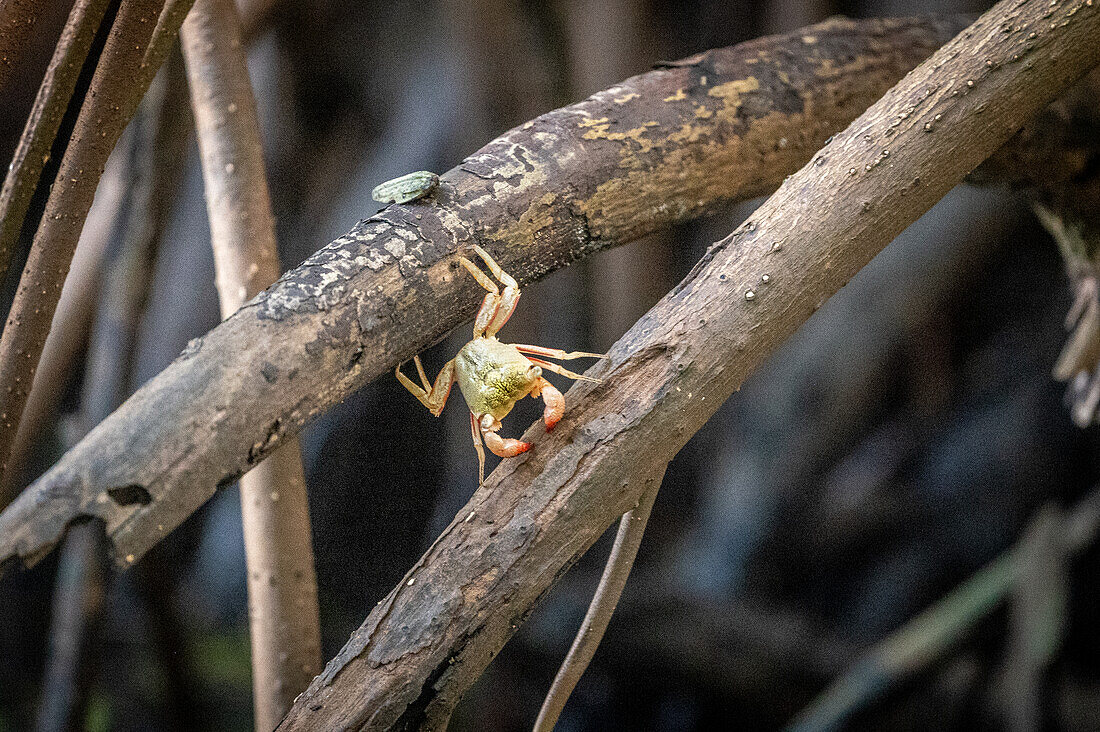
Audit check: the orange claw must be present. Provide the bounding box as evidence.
[482,430,532,458]
[533,377,564,431]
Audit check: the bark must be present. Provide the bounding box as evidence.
[3,14,1093,574]
[180,0,321,728]
[0,0,113,296]
[268,2,1100,728]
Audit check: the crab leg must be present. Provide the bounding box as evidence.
[471,291,501,337]
[486,287,520,336]
[414,354,431,391]
[514,344,606,361]
[470,413,487,485]
[461,246,522,337]
[462,255,502,337]
[526,356,600,383]
[395,357,456,416]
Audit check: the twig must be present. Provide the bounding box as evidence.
[265,2,1100,727]
[785,492,1100,732]
[0,0,194,489]
[0,0,113,292]
[534,467,664,732]
[180,0,320,727]
[4,15,1095,572]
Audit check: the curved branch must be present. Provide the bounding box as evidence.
[534,468,664,732]
[0,15,1096,576]
[266,2,1100,728]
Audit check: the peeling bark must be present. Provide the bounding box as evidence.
[265,2,1100,728]
[0,15,1096,586]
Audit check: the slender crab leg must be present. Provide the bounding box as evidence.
[460,245,521,337]
[414,355,431,391]
[514,344,606,361]
[526,356,600,384]
[395,356,456,417]
[469,413,487,485]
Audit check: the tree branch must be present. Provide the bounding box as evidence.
[0,0,194,488]
[1,14,1093,576]
[179,0,321,727]
[0,0,113,296]
[533,467,664,732]
[266,2,1100,728]
[786,491,1100,732]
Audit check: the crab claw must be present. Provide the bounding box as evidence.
[532,377,565,431]
[482,430,532,457]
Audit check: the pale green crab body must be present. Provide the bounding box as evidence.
[395,245,605,484]
[455,337,543,420]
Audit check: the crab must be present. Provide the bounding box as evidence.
[396,245,605,485]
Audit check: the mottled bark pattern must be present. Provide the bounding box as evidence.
[0,15,980,570]
[273,2,1100,729]
[0,13,1096,628]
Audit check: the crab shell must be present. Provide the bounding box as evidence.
[455,337,543,421]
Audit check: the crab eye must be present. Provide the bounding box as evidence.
[529,365,542,378]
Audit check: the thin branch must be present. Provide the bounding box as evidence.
[0,0,113,292]
[0,0,194,488]
[3,47,191,503]
[3,16,1094,573]
[534,467,664,732]
[785,492,1100,732]
[180,0,320,727]
[263,2,1100,727]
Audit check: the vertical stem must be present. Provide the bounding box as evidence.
[533,468,665,732]
[34,521,109,732]
[179,0,321,728]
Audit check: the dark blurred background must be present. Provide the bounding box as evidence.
[4,0,1100,730]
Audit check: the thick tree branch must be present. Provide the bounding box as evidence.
[264,2,1100,728]
[0,15,1096,580]
[180,0,321,727]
